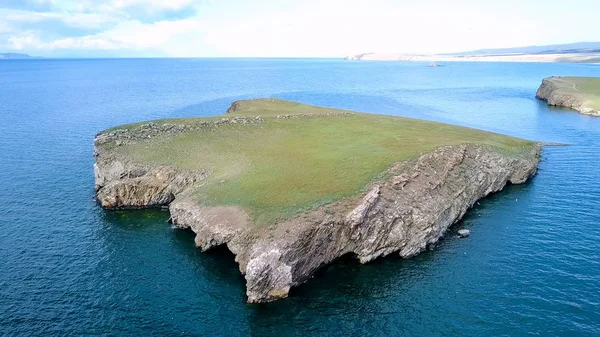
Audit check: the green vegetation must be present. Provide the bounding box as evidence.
[549,77,600,110]
[108,99,535,225]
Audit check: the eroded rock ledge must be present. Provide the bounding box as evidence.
[536,77,600,116]
[95,138,541,303]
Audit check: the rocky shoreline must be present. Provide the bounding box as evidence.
[94,117,541,302]
[536,77,600,116]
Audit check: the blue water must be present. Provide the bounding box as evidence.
[1,59,599,336]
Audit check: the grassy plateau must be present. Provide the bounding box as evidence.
[106,99,536,225]
[547,76,600,111]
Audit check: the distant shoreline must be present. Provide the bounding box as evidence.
[0,53,42,60]
[345,53,600,64]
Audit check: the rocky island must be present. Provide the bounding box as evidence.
[94,99,541,303]
[536,77,600,116]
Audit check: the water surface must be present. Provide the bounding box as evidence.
[1,58,599,336]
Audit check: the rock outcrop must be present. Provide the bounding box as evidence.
[93,152,208,209]
[536,77,600,116]
[94,117,264,148]
[95,136,541,303]
[458,229,471,238]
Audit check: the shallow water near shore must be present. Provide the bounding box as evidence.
[1,58,599,336]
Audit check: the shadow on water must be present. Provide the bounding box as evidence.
[171,228,246,283]
[99,207,171,229]
[94,175,539,313]
[97,206,246,290]
[245,179,539,337]
[91,161,541,336]
[262,181,534,292]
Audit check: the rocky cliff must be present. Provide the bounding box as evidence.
[95,136,541,303]
[536,77,600,116]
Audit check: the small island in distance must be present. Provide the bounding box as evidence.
[537,77,600,116]
[93,99,541,303]
[0,53,41,59]
[347,41,600,64]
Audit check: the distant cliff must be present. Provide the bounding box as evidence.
[536,77,600,116]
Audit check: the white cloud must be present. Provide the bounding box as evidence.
[2,8,118,29]
[109,0,196,11]
[77,0,199,20]
[8,31,118,50]
[7,18,204,51]
[7,33,37,50]
[106,18,203,49]
[0,21,13,34]
[3,0,600,57]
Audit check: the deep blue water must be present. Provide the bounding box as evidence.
[1,58,599,336]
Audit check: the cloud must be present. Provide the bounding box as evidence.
[0,0,55,12]
[108,0,197,11]
[119,5,197,23]
[1,8,119,30]
[7,18,205,52]
[8,31,122,50]
[1,0,199,32]
[107,18,204,49]
[2,0,600,57]
[1,0,540,57]
[79,0,199,22]
[0,0,198,53]
[0,20,13,34]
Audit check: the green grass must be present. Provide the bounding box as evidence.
[107,99,536,225]
[549,77,600,110]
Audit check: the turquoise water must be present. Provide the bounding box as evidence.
[1,59,599,336]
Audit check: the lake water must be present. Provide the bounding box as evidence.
[1,59,599,336]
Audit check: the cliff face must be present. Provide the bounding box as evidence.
[95,140,541,303]
[536,78,599,116]
[93,152,208,209]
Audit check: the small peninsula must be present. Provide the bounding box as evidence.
[94,99,541,303]
[536,77,600,116]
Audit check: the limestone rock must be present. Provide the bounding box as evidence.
[94,137,541,303]
[536,77,600,116]
[458,229,471,238]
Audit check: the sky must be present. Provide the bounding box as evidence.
[1,0,599,58]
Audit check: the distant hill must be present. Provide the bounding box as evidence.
[0,53,41,59]
[451,42,600,56]
[346,41,600,63]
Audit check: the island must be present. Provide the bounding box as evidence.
[94,99,541,303]
[536,77,600,116]
[0,53,39,59]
